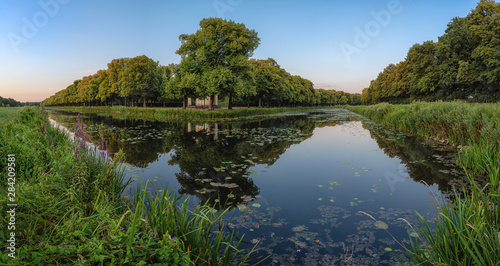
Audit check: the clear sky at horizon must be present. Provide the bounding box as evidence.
[0,0,480,102]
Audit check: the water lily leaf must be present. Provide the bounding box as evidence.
[225,177,232,180]
[409,232,419,238]
[252,203,261,208]
[328,187,333,190]
[374,221,389,230]
[385,247,393,252]
[317,185,324,188]
[237,205,247,211]
[318,198,323,201]
[380,207,385,210]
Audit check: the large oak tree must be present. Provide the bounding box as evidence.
[176,18,260,110]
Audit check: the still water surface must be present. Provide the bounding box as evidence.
[48,108,464,265]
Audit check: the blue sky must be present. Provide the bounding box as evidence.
[0,0,480,102]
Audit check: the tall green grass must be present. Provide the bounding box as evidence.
[0,107,261,265]
[132,181,263,265]
[405,169,500,265]
[0,107,24,126]
[346,102,500,265]
[48,106,322,120]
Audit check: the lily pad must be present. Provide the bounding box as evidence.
[374,221,389,230]
[409,232,419,238]
[252,203,261,208]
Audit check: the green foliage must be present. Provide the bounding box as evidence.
[177,18,260,110]
[132,180,260,265]
[363,0,500,104]
[405,169,500,265]
[0,96,23,107]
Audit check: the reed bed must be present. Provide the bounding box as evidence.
[49,106,321,120]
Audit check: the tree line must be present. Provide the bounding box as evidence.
[362,0,500,104]
[43,18,360,109]
[0,96,39,107]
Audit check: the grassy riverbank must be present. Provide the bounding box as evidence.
[0,107,259,265]
[347,102,500,264]
[47,106,323,120]
[0,107,24,126]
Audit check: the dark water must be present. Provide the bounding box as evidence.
[47,108,465,265]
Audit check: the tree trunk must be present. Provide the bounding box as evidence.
[258,97,262,108]
[228,92,233,110]
[131,97,134,108]
[143,96,146,108]
[209,95,214,111]
[183,96,186,109]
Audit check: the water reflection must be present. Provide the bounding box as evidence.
[361,119,464,194]
[47,109,462,205]
[48,110,346,209]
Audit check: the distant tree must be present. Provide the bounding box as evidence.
[121,55,163,108]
